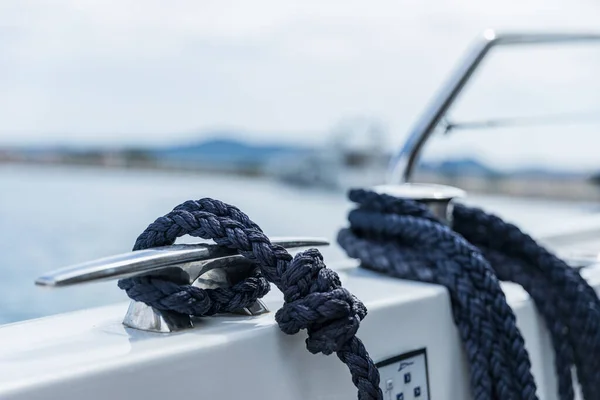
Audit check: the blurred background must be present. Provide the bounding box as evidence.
[2,0,600,324]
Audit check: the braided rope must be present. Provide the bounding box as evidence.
[480,249,575,400]
[454,205,600,400]
[118,198,383,400]
[338,189,538,400]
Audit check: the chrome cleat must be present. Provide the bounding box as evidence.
[373,183,466,225]
[35,237,329,333]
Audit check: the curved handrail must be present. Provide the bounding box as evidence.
[387,29,600,183]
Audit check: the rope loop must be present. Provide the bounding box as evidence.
[454,204,600,400]
[339,189,538,400]
[340,188,600,400]
[118,197,382,400]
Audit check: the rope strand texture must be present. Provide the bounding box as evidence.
[118,198,383,400]
[338,189,539,400]
[454,205,600,400]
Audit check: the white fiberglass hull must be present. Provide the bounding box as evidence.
[2,260,599,400]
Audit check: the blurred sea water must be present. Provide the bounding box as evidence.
[2,164,599,325]
[0,165,352,325]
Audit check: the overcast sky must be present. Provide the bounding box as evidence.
[1,0,600,162]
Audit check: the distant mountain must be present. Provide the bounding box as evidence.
[153,137,314,166]
[420,157,498,177]
[420,157,592,179]
[507,166,586,180]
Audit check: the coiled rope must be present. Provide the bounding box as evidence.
[337,188,600,400]
[338,189,537,400]
[118,198,383,400]
[454,205,600,400]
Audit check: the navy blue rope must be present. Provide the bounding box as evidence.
[337,189,539,400]
[118,198,383,400]
[454,205,600,400]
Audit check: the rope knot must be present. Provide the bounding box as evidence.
[275,249,367,355]
[119,197,382,399]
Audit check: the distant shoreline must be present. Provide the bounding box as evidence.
[0,158,266,178]
[4,159,600,203]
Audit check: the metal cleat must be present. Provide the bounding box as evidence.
[373,183,466,225]
[35,237,329,333]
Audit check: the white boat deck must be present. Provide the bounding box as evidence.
[2,261,598,399]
